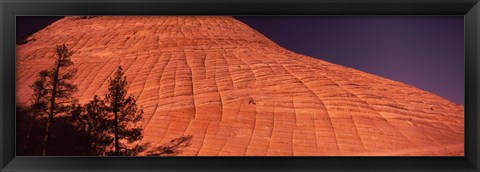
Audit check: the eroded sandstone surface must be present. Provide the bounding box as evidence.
[16,16,464,156]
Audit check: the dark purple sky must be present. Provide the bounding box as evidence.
[17,16,464,105]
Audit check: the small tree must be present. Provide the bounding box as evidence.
[145,135,193,156]
[105,66,143,156]
[25,70,49,152]
[71,96,113,155]
[35,44,78,156]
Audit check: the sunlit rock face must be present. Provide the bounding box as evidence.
[16,16,464,156]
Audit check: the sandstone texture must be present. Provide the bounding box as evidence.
[16,16,464,156]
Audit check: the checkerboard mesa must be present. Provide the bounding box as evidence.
[16,16,464,156]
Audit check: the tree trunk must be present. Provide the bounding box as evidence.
[113,91,119,156]
[114,110,119,156]
[42,59,60,156]
[41,115,53,156]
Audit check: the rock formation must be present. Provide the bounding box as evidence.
[16,16,464,156]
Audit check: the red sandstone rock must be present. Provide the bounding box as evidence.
[16,16,464,156]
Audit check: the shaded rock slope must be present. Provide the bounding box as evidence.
[16,16,464,156]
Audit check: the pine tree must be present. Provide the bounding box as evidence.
[145,135,193,156]
[105,66,143,156]
[26,70,49,153]
[71,96,113,155]
[37,44,78,156]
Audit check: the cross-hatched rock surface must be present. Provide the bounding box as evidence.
[16,16,464,156]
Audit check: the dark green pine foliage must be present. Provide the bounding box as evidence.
[105,66,143,156]
[25,70,49,153]
[35,44,78,156]
[71,95,113,155]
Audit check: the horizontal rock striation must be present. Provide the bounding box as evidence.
[16,16,464,156]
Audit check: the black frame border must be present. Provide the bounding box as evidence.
[1,0,479,171]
